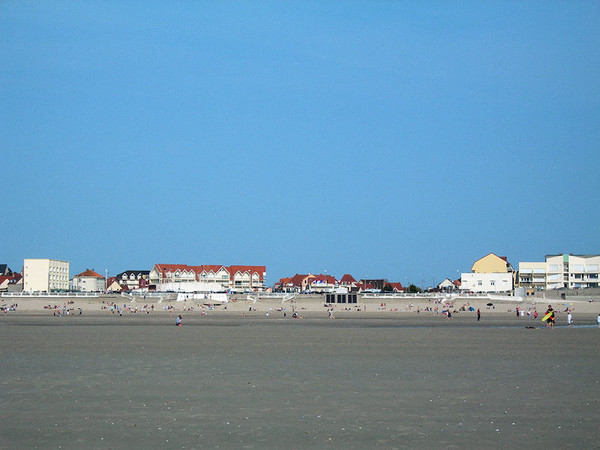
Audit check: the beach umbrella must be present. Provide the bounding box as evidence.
[487,302,493,306]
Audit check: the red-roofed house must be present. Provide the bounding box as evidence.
[385,282,404,293]
[72,269,105,292]
[356,281,375,292]
[229,266,267,291]
[106,277,123,293]
[275,274,315,292]
[149,264,266,292]
[0,273,22,292]
[339,274,358,291]
[0,276,12,292]
[308,274,338,292]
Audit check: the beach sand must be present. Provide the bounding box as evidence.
[1,296,599,448]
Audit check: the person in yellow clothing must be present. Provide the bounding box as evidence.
[545,305,555,328]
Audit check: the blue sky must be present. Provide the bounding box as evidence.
[2,1,599,287]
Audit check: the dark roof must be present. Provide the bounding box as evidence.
[0,264,13,276]
[116,270,150,278]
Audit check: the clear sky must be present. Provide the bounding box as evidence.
[2,1,599,287]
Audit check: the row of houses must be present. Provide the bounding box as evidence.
[277,253,598,295]
[274,273,405,293]
[1,260,267,293]
[3,253,599,295]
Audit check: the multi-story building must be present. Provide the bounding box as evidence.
[308,274,338,292]
[517,262,548,290]
[149,264,266,292]
[115,270,150,290]
[460,272,513,293]
[23,259,69,292]
[460,253,514,293]
[72,269,105,292]
[339,274,358,291]
[519,254,600,290]
[470,253,514,273]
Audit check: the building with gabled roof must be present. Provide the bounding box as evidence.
[385,282,404,293]
[229,265,267,292]
[149,263,266,292]
[0,264,14,276]
[438,278,457,291]
[308,274,337,292]
[115,270,150,290]
[461,253,514,293]
[339,274,358,290]
[275,274,316,292]
[471,253,514,273]
[0,273,21,292]
[105,277,122,293]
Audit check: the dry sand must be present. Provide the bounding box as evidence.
[4,292,600,316]
[1,295,599,448]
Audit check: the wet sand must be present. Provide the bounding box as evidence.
[1,312,599,449]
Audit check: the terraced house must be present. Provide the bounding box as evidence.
[149,264,266,292]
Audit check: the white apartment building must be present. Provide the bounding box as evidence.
[460,272,513,293]
[519,254,600,290]
[23,259,69,292]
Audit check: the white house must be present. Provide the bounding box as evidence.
[72,269,105,292]
[460,273,513,293]
[438,278,457,291]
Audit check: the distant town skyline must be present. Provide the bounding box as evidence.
[2,2,598,287]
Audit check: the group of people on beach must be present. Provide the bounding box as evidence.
[43,303,81,316]
[1,303,18,314]
[541,304,600,328]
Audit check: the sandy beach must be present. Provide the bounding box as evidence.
[4,292,600,317]
[1,295,599,448]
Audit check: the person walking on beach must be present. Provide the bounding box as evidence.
[175,315,182,326]
[477,308,481,321]
[597,313,600,328]
[567,311,573,326]
[545,305,555,329]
